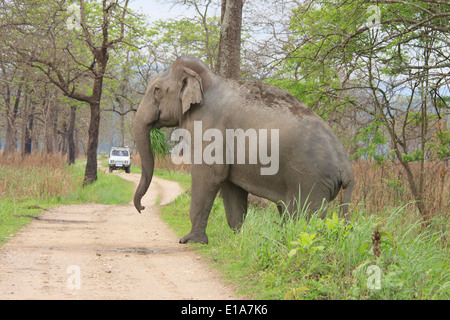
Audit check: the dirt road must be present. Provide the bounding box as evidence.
[0,171,239,300]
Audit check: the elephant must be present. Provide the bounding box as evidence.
[133,56,354,244]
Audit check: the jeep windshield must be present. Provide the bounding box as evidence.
[111,150,129,157]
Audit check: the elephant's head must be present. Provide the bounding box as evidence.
[133,57,206,213]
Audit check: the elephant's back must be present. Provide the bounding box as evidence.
[237,81,319,120]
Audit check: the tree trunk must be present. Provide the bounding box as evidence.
[83,100,101,185]
[116,96,125,147]
[4,84,22,156]
[20,86,28,156]
[43,98,54,154]
[399,157,428,221]
[83,68,106,185]
[53,106,60,153]
[217,0,243,80]
[67,105,76,165]
[4,110,16,156]
[24,103,34,154]
[120,111,125,147]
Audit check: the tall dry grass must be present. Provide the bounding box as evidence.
[0,152,75,201]
[147,155,448,219]
[0,152,67,169]
[350,161,449,218]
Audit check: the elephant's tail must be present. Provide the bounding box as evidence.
[341,176,354,222]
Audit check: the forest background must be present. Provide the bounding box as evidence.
[0,0,449,221]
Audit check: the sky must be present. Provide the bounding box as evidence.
[128,0,199,22]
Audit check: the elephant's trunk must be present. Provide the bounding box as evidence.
[133,118,154,213]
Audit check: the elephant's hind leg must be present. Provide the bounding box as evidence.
[221,181,248,231]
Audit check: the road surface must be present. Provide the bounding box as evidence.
[0,170,239,300]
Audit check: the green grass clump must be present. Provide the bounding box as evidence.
[159,186,449,300]
[153,168,191,191]
[63,163,134,205]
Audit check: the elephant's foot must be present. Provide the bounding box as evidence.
[179,232,208,244]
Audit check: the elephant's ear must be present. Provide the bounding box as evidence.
[181,67,203,114]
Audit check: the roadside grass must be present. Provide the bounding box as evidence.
[153,168,191,191]
[68,163,135,205]
[159,182,449,300]
[0,156,134,246]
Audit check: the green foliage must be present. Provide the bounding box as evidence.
[353,120,390,164]
[150,128,170,163]
[288,232,325,257]
[427,129,450,161]
[401,149,425,163]
[149,16,220,68]
[284,286,309,300]
[324,211,352,238]
[270,0,449,173]
[266,0,368,118]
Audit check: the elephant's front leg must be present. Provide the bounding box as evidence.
[221,181,248,231]
[179,166,223,244]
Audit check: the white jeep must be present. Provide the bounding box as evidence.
[108,147,131,173]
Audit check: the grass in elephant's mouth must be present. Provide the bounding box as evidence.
[159,184,449,300]
[0,153,134,246]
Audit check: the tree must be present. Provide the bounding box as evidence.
[158,0,221,69]
[275,0,450,220]
[217,0,243,79]
[150,16,220,69]
[2,0,147,185]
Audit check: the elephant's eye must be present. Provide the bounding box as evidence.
[154,87,161,94]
